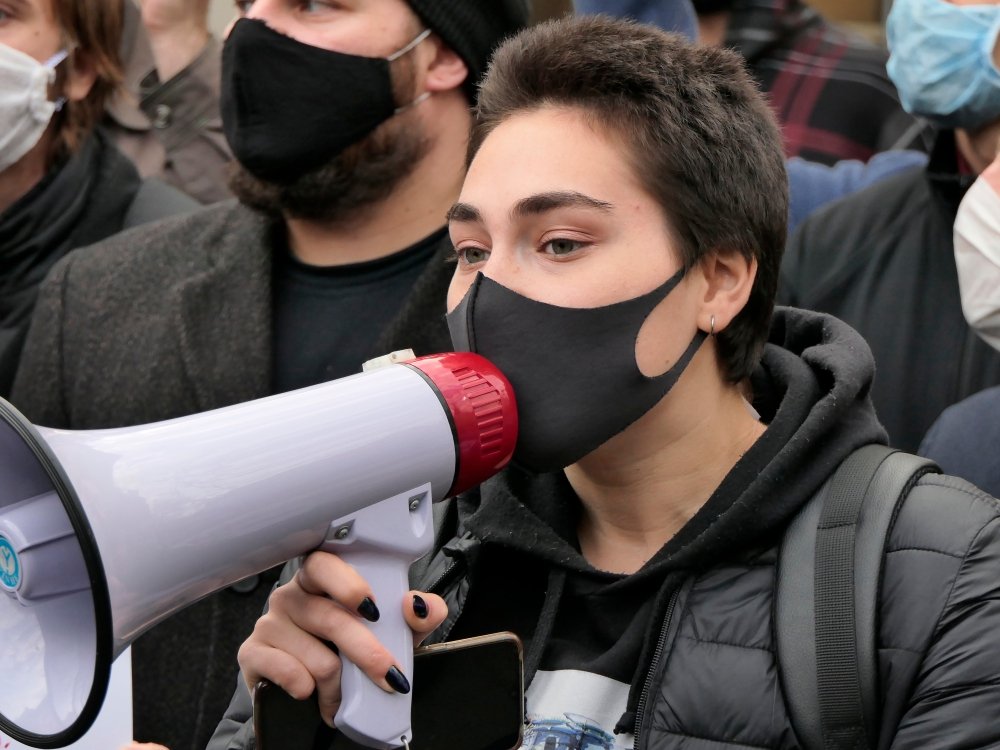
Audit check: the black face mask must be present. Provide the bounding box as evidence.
[220,18,429,185]
[446,269,707,474]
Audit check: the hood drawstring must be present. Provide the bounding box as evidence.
[523,566,567,687]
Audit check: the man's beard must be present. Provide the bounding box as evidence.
[228,57,431,224]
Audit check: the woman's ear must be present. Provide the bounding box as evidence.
[697,249,757,334]
[420,35,469,95]
[63,49,98,104]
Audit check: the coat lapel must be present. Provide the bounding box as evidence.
[174,203,274,412]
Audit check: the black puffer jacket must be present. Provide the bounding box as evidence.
[209,308,1000,749]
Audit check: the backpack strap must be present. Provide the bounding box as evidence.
[776,444,937,750]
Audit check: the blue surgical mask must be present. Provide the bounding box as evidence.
[886,0,1000,129]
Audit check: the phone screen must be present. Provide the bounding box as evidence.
[253,632,524,750]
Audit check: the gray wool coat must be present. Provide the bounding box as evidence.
[9,199,456,750]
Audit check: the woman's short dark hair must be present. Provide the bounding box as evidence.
[470,15,788,383]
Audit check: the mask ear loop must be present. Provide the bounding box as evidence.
[394,91,431,114]
[388,29,433,115]
[43,49,70,112]
[387,28,432,62]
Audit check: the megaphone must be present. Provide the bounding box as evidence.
[0,351,517,750]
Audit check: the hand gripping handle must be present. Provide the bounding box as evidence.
[320,485,435,749]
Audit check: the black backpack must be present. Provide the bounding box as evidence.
[775,444,938,750]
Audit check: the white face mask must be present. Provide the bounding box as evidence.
[0,43,68,173]
[955,174,1000,352]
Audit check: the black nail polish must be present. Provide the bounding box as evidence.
[358,597,380,622]
[412,594,428,619]
[385,666,411,694]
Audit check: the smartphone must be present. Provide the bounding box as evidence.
[253,631,524,750]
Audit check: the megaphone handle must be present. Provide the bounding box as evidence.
[321,487,434,750]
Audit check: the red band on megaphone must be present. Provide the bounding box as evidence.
[405,353,518,497]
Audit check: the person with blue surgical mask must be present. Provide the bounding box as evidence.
[887,0,1000,131]
[781,0,1000,454]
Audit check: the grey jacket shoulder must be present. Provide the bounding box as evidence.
[52,199,264,286]
[10,200,275,428]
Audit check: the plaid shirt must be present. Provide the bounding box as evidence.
[725,0,934,165]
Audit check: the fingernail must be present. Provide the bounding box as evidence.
[412,594,428,619]
[385,666,411,694]
[358,597,380,622]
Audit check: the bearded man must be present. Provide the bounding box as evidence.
[9,2,528,749]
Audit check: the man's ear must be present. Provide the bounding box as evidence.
[420,35,469,94]
[697,249,757,334]
[63,49,98,104]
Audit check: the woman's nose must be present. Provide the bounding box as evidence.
[243,0,292,34]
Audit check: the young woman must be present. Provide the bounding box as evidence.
[0,0,193,398]
[215,15,1000,749]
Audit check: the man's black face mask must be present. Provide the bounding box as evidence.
[220,18,429,185]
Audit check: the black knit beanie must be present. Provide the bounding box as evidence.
[405,0,530,102]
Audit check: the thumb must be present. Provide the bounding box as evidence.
[404,591,448,645]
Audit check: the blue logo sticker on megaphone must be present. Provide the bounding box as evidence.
[0,537,20,591]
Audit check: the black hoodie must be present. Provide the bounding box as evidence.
[436,306,888,741]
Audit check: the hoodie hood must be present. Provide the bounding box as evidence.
[458,305,888,577]
[448,307,888,733]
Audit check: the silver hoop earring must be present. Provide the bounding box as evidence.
[709,315,716,337]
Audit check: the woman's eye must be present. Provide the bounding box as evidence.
[234,0,253,14]
[455,246,490,266]
[542,238,584,256]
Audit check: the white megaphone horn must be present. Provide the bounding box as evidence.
[0,351,517,750]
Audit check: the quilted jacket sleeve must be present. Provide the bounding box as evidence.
[883,476,1000,748]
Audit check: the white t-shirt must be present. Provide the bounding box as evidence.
[522,669,633,750]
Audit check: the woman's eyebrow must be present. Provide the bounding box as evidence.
[447,202,483,223]
[447,191,614,225]
[512,191,614,218]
